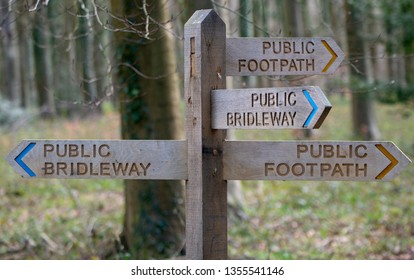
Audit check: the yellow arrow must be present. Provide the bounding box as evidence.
[321,40,338,73]
[375,144,399,180]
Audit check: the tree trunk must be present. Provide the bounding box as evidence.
[93,0,114,105]
[329,0,350,97]
[403,3,414,86]
[16,0,36,108]
[111,0,184,259]
[0,0,21,104]
[346,1,380,140]
[283,0,304,36]
[33,5,56,117]
[372,4,389,83]
[77,0,99,112]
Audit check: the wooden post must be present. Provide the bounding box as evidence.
[184,10,227,259]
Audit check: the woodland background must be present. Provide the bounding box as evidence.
[0,0,413,259]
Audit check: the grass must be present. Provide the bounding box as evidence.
[0,112,125,259]
[0,96,413,259]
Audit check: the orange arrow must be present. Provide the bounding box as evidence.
[375,144,399,180]
[321,40,338,73]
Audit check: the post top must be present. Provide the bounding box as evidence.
[185,9,223,27]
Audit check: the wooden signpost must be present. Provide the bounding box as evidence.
[184,10,227,260]
[226,37,345,76]
[211,86,331,129]
[6,10,411,260]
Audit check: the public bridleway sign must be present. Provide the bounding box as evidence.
[7,140,187,180]
[211,86,331,129]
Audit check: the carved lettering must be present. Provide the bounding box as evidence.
[251,92,296,107]
[238,58,315,73]
[43,144,112,158]
[262,41,315,55]
[40,161,152,177]
[264,162,369,178]
[296,144,369,159]
[225,111,297,127]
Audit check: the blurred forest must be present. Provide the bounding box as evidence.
[1,0,414,121]
[1,0,413,259]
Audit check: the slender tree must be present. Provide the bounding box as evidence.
[46,1,77,115]
[16,3,37,109]
[93,0,114,105]
[76,0,99,111]
[33,3,56,117]
[0,0,21,104]
[346,0,381,140]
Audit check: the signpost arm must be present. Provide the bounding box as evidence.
[184,10,227,259]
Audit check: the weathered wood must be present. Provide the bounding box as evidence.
[226,37,345,76]
[211,86,331,129]
[7,140,187,180]
[223,141,411,181]
[184,10,227,259]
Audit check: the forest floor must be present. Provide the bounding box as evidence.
[0,96,413,259]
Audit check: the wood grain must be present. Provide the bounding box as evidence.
[184,10,227,259]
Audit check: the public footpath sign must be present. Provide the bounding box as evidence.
[223,141,411,181]
[211,86,331,129]
[7,140,187,180]
[226,37,345,76]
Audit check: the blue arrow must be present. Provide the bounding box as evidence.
[303,89,318,128]
[15,142,36,177]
